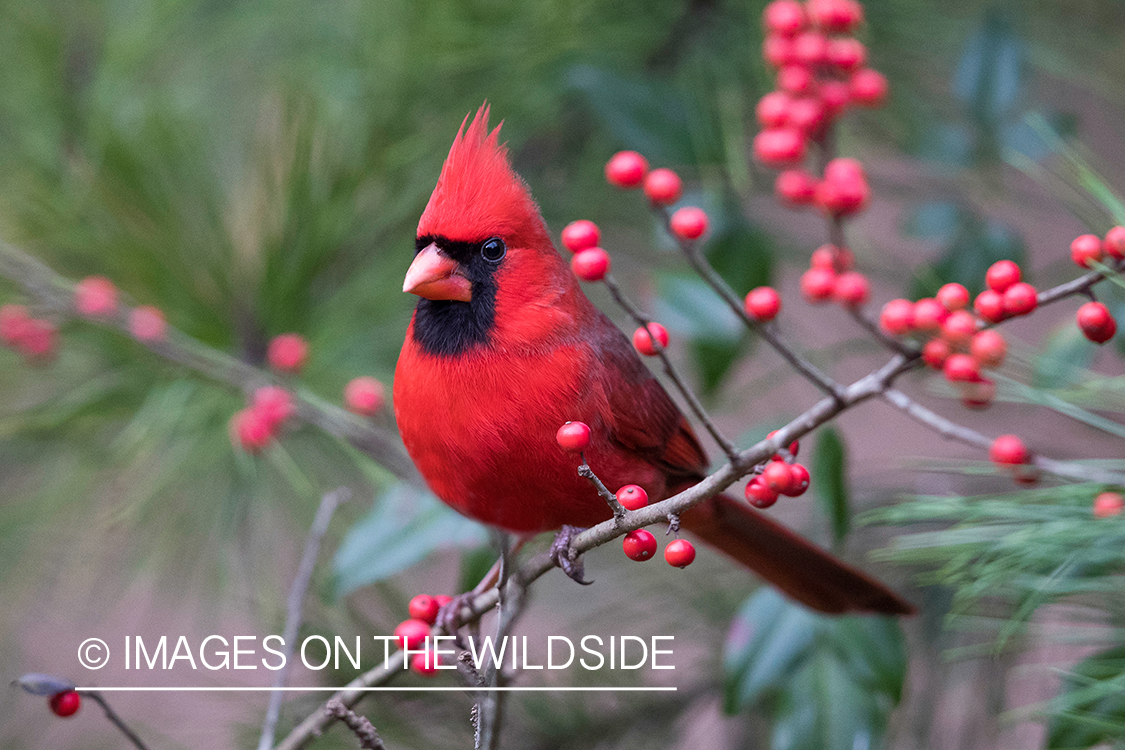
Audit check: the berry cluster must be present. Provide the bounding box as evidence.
[798,241,869,307]
[555,420,699,568]
[755,0,886,214]
[393,593,453,677]
[563,154,711,286]
[745,431,809,509]
[0,304,58,363]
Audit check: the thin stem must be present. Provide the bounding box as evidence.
[0,241,417,479]
[258,487,351,750]
[653,208,845,401]
[78,691,151,750]
[578,459,626,523]
[601,273,740,462]
[324,698,388,750]
[882,388,1125,485]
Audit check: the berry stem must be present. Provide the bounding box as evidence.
[600,273,741,462]
[577,461,627,524]
[78,691,151,750]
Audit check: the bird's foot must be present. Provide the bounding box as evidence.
[435,592,476,646]
[550,525,592,585]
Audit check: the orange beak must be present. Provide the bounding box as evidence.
[403,243,472,302]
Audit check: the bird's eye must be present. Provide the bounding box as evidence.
[480,237,506,263]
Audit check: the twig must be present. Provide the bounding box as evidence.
[847,306,917,357]
[476,537,525,750]
[601,273,739,462]
[0,241,418,480]
[578,460,626,522]
[78,691,151,750]
[324,699,388,750]
[652,208,846,401]
[882,388,1125,485]
[257,487,351,750]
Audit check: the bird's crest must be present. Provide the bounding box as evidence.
[417,104,549,247]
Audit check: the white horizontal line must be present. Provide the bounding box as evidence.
[76,686,676,693]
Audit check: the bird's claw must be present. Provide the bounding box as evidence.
[435,592,475,645]
[550,525,592,585]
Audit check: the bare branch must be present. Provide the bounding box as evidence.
[78,691,151,750]
[324,699,388,750]
[0,241,418,480]
[258,487,351,750]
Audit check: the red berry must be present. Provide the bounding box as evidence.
[571,247,611,281]
[824,157,866,182]
[230,407,273,453]
[775,169,817,206]
[763,0,806,36]
[129,305,167,342]
[1104,226,1125,260]
[974,289,1006,323]
[556,421,592,452]
[943,353,979,382]
[633,322,669,356]
[753,127,807,167]
[644,168,683,205]
[605,151,648,188]
[940,310,978,347]
[912,298,948,331]
[778,64,816,95]
[766,429,800,459]
[745,286,782,322]
[818,80,851,114]
[669,207,709,241]
[792,31,829,66]
[394,618,430,650]
[622,529,658,561]
[970,330,1007,368]
[434,594,454,608]
[985,260,1021,293]
[1076,301,1117,344]
[921,338,951,370]
[832,271,870,307]
[936,282,970,312]
[49,691,81,718]
[849,69,887,107]
[0,303,31,347]
[1002,282,1038,317]
[756,91,792,128]
[814,173,869,216]
[411,651,439,677]
[800,267,836,302]
[17,318,57,364]
[664,538,696,568]
[1093,492,1125,518]
[745,475,779,508]
[344,376,385,416]
[616,484,649,511]
[779,463,810,497]
[560,220,600,253]
[74,275,118,318]
[787,97,827,135]
[268,333,309,373]
[762,460,795,494]
[990,434,1029,465]
[826,37,866,71]
[409,595,440,624]
[253,385,294,430]
[1070,234,1105,268]
[807,0,863,32]
[763,35,797,67]
[879,298,914,335]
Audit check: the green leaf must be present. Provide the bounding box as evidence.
[724,590,907,750]
[901,201,964,242]
[1047,646,1125,750]
[1032,325,1097,390]
[333,483,489,597]
[953,11,1023,125]
[813,427,850,544]
[722,589,822,713]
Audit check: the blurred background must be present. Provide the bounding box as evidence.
[2,0,1125,748]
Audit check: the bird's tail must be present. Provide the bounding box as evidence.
[679,493,914,615]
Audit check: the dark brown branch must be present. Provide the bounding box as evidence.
[324,699,388,750]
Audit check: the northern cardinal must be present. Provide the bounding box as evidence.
[394,105,912,615]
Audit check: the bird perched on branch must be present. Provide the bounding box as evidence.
[394,104,911,615]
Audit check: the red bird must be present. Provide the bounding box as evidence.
[394,106,911,615]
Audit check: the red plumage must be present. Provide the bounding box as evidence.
[394,105,912,615]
